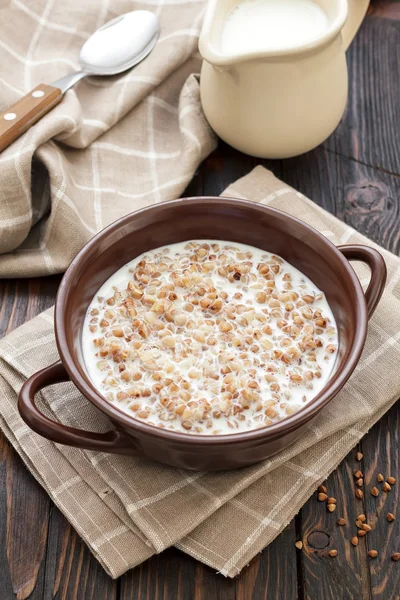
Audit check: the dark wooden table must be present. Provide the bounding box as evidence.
[1,3,399,599]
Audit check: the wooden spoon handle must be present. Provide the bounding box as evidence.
[0,84,63,152]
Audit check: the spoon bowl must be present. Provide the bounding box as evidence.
[79,11,160,75]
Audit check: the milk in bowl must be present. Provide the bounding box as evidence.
[82,241,339,436]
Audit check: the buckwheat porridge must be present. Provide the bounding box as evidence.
[82,240,338,435]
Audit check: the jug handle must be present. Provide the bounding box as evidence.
[342,0,369,51]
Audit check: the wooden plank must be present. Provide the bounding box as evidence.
[193,561,236,600]
[3,443,49,600]
[280,146,400,252]
[360,402,400,600]
[202,142,259,197]
[326,4,400,175]
[0,279,54,600]
[296,451,369,600]
[368,0,400,21]
[200,141,284,200]
[0,435,17,600]
[42,508,117,600]
[119,548,198,600]
[183,167,204,198]
[235,524,298,600]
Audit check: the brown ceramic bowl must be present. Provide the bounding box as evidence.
[18,198,386,470]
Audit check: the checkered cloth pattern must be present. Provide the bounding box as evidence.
[0,0,215,277]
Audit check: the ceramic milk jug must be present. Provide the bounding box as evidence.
[199,0,370,158]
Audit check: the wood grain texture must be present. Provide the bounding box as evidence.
[280,147,400,253]
[297,451,369,600]
[4,445,49,600]
[0,278,57,600]
[120,548,197,600]
[361,404,400,600]
[326,3,400,175]
[235,525,297,600]
[0,85,62,152]
[42,508,117,600]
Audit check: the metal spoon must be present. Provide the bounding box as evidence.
[0,11,160,152]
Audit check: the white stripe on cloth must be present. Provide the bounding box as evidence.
[92,141,181,160]
[91,146,102,231]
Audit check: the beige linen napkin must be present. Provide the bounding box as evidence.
[0,0,215,277]
[0,167,399,578]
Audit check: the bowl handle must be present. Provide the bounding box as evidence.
[338,245,387,319]
[18,361,134,454]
